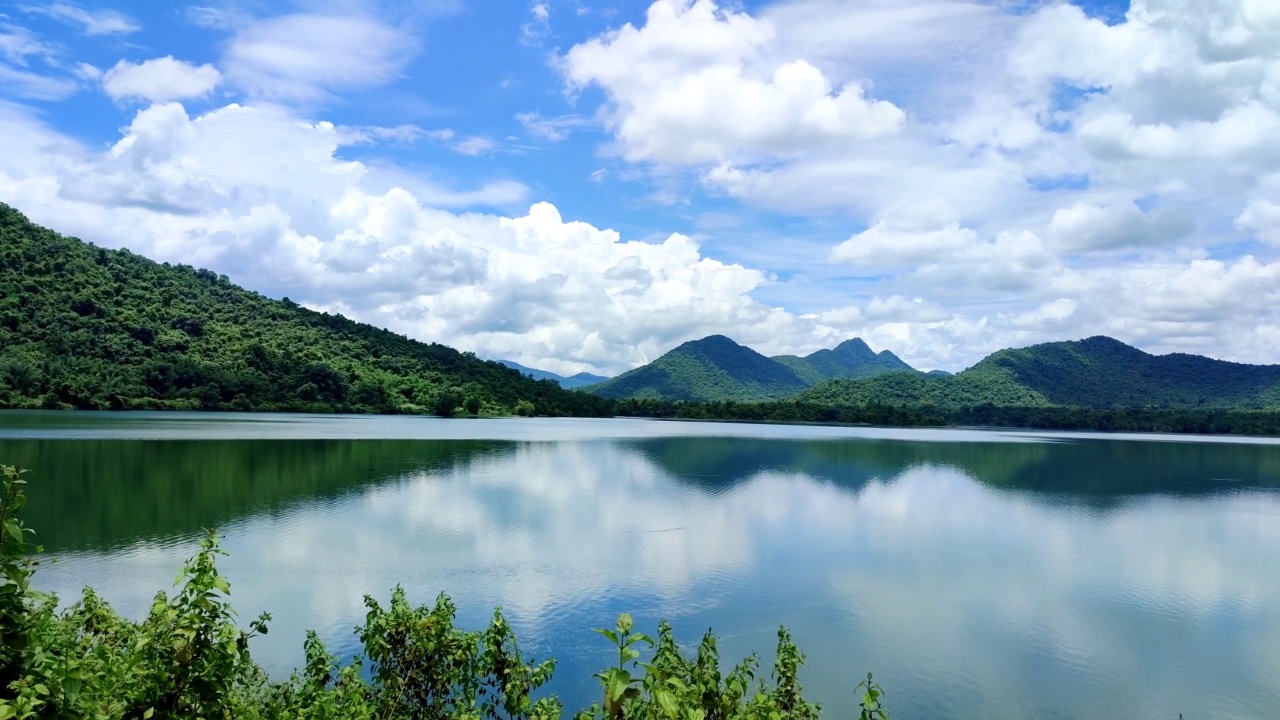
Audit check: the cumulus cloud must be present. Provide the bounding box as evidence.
[223,14,416,101]
[3,88,1280,373]
[1046,200,1195,251]
[1236,200,1280,246]
[830,220,978,268]
[102,57,222,103]
[560,0,905,164]
[539,0,1280,368]
[0,101,812,374]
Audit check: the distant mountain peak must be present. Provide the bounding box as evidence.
[830,338,876,359]
[586,334,806,402]
[681,334,740,349]
[1076,335,1144,353]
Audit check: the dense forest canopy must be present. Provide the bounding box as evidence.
[0,203,610,417]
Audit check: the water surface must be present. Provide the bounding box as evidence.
[3,411,1279,719]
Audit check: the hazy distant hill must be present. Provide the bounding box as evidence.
[584,335,809,402]
[772,338,916,384]
[497,360,609,389]
[799,336,1280,410]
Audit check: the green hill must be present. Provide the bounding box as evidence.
[586,335,920,402]
[799,336,1280,410]
[772,338,917,383]
[0,203,611,417]
[584,335,808,401]
[976,336,1280,409]
[798,362,1051,408]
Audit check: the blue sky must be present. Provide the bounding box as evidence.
[1,0,1278,375]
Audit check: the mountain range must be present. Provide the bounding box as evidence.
[584,335,921,402]
[586,333,1280,411]
[3,202,1278,423]
[496,360,610,389]
[800,335,1280,411]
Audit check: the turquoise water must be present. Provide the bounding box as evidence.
[4,411,1279,718]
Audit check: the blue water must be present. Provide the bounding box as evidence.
[5,412,1279,719]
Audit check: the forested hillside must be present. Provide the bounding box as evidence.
[772,338,917,384]
[799,337,1280,411]
[0,204,611,416]
[977,336,1280,409]
[584,335,809,401]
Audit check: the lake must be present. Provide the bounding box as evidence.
[3,411,1279,719]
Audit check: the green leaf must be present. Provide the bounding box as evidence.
[625,632,654,647]
[608,670,632,700]
[656,690,678,716]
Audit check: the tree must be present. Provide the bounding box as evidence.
[433,389,463,418]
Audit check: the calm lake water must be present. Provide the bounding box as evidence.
[3,411,1279,719]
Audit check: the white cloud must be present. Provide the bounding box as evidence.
[830,219,978,268]
[184,6,242,31]
[1236,200,1280,246]
[0,64,78,100]
[0,101,800,374]
[3,92,1280,374]
[537,0,1280,369]
[0,23,50,64]
[223,14,416,101]
[0,22,79,100]
[335,123,433,146]
[560,0,904,165]
[515,112,593,142]
[73,62,100,81]
[521,2,552,45]
[103,57,222,103]
[1046,200,1194,251]
[19,3,138,35]
[451,136,496,156]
